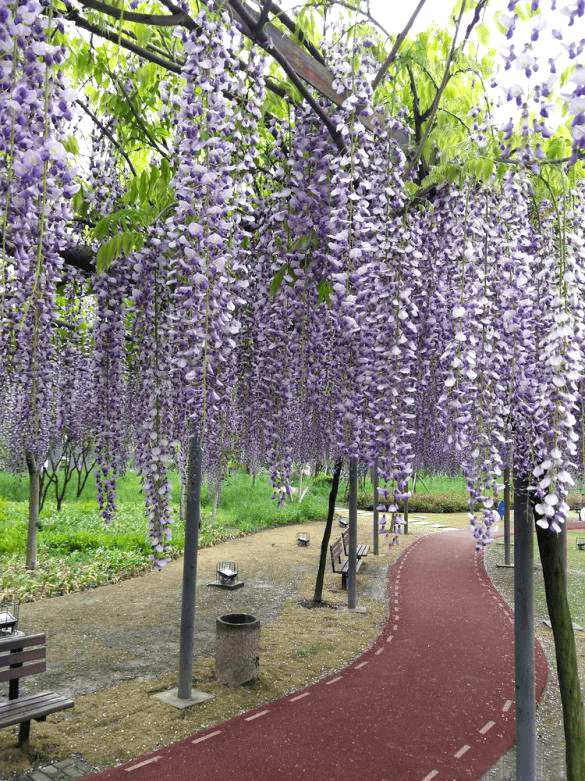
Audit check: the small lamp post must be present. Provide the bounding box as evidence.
[217,561,238,586]
[208,561,244,590]
[0,601,19,635]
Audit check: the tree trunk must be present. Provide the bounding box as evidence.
[26,452,40,571]
[347,457,358,609]
[535,517,585,781]
[313,458,343,603]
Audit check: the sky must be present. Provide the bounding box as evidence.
[368,0,457,34]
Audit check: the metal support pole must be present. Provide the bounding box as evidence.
[514,471,536,781]
[372,462,379,555]
[348,457,358,609]
[178,434,202,699]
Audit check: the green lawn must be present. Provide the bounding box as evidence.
[0,467,332,601]
[3,465,584,604]
[488,527,585,627]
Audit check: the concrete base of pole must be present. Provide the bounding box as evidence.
[153,687,215,709]
[338,606,368,614]
[497,563,515,568]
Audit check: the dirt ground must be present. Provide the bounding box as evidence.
[0,512,420,779]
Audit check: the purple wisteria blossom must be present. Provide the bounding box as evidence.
[0,0,79,470]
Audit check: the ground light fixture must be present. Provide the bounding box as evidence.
[0,601,19,635]
[208,561,244,590]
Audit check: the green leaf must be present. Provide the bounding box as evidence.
[96,241,113,273]
[475,23,491,47]
[317,280,332,307]
[270,265,289,297]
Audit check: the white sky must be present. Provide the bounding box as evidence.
[369,0,457,34]
[343,1,579,131]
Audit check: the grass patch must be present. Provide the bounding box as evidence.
[491,528,585,626]
[0,468,332,602]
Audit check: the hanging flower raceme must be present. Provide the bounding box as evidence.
[430,181,522,548]
[0,0,79,468]
[166,4,262,440]
[93,266,130,524]
[494,0,585,165]
[530,196,585,532]
[238,107,335,500]
[125,3,265,561]
[84,132,131,526]
[128,237,176,566]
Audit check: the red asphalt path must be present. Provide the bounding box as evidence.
[82,530,547,781]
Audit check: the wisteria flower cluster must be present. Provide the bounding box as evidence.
[2,0,585,566]
[0,0,79,471]
[124,3,265,562]
[495,0,585,164]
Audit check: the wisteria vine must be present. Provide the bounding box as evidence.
[1,0,584,563]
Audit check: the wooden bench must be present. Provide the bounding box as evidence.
[329,537,363,590]
[0,632,74,747]
[342,528,369,559]
[577,538,585,551]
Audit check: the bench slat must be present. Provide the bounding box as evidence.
[0,647,46,670]
[0,691,73,729]
[0,634,46,653]
[341,529,369,558]
[330,536,363,588]
[329,538,344,573]
[0,661,46,684]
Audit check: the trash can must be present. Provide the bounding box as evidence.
[215,613,260,687]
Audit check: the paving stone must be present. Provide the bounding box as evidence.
[29,772,53,781]
[54,761,74,770]
[63,765,89,780]
[37,768,59,778]
[12,758,95,781]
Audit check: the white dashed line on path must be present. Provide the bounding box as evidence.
[245,710,269,721]
[355,661,368,669]
[125,757,163,772]
[386,635,393,642]
[479,720,496,734]
[326,676,343,685]
[503,699,513,712]
[192,731,222,745]
[375,647,384,655]
[422,771,439,781]
[289,692,310,702]
[455,744,471,758]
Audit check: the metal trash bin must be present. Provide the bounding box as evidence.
[215,613,260,687]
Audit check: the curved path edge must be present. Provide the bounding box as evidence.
[81,530,548,781]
